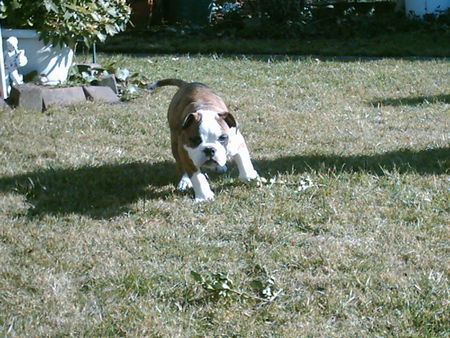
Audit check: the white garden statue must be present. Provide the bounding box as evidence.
[4,36,28,94]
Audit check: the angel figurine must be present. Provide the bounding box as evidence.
[4,36,28,94]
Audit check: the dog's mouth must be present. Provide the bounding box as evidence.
[202,159,219,168]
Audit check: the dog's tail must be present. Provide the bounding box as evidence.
[147,78,188,91]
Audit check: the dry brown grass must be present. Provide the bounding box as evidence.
[0,55,449,336]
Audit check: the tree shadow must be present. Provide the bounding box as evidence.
[1,147,448,219]
[370,94,450,107]
[254,147,449,177]
[0,161,177,219]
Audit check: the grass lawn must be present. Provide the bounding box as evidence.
[0,55,449,336]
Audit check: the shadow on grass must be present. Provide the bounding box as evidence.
[0,147,448,219]
[370,94,450,107]
[254,147,449,177]
[0,161,177,219]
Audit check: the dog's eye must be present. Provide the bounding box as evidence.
[189,136,202,146]
[218,134,228,144]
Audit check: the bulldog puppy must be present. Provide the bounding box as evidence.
[151,79,258,201]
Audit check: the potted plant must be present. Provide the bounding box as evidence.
[0,0,131,84]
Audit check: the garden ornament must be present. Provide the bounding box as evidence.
[4,36,28,94]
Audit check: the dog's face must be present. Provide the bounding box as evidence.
[181,110,237,169]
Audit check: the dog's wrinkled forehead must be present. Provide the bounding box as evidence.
[199,112,225,141]
[182,110,235,145]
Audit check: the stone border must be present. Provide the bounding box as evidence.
[7,83,120,112]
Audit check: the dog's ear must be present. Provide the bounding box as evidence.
[219,112,238,129]
[181,112,201,129]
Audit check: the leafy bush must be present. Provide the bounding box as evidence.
[247,0,305,23]
[0,0,131,47]
[206,0,449,39]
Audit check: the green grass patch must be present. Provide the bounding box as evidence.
[0,55,449,336]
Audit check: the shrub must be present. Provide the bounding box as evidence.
[0,0,131,47]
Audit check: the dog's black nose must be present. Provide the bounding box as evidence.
[203,147,215,157]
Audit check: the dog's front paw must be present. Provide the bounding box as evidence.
[239,170,259,181]
[177,174,193,191]
[194,191,215,202]
[191,171,215,202]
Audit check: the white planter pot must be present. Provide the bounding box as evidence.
[2,28,74,85]
[405,0,450,16]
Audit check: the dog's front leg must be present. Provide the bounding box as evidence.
[177,173,193,191]
[175,143,213,201]
[231,131,258,181]
[233,149,258,181]
[190,171,215,202]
